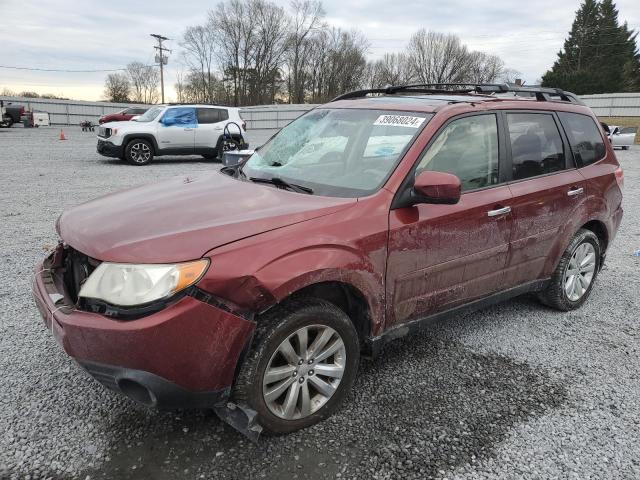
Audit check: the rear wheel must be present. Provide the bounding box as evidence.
[538,229,600,311]
[125,139,153,165]
[233,298,360,434]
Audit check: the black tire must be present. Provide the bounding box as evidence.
[538,228,601,311]
[233,297,360,434]
[125,139,154,166]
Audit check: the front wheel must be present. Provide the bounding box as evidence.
[538,229,600,311]
[125,139,153,165]
[233,298,360,434]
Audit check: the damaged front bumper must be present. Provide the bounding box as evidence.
[32,250,262,437]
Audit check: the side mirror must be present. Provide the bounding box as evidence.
[412,171,461,205]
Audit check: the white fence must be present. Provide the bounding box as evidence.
[579,93,640,117]
[2,93,638,128]
[0,96,145,125]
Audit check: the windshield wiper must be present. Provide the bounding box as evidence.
[249,177,313,194]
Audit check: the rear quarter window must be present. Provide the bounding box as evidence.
[558,112,606,167]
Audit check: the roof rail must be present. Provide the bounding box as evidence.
[331,83,585,105]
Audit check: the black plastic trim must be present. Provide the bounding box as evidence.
[79,360,229,409]
[366,279,550,358]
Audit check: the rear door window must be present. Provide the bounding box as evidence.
[558,112,606,167]
[197,108,229,123]
[506,113,566,180]
[197,108,220,124]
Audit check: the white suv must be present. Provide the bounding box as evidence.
[97,104,246,165]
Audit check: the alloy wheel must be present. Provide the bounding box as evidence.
[262,324,346,420]
[130,142,151,163]
[564,242,596,301]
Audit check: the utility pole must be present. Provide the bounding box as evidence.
[150,34,170,103]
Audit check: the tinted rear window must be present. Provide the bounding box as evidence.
[197,108,228,124]
[507,113,566,180]
[558,112,606,167]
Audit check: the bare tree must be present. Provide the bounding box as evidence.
[0,87,17,96]
[181,25,218,102]
[499,68,524,84]
[370,52,414,87]
[306,28,369,102]
[286,0,325,103]
[103,73,130,103]
[466,52,504,84]
[126,62,159,104]
[249,0,290,104]
[210,0,255,106]
[406,30,471,85]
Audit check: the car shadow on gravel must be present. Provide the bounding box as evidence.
[95,157,221,166]
[79,321,567,480]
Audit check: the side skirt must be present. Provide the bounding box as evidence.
[366,279,550,358]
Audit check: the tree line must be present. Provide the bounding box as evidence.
[542,0,639,94]
[174,0,516,106]
[101,0,638,105]
[103,62,160,103]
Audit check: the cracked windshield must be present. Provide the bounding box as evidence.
[243,109,432,197]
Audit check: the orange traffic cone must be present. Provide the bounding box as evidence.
[59,129,66,141]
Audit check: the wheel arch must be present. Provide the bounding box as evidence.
[282,281,373,349]
[122,133,158,153]
[580,219,609,253]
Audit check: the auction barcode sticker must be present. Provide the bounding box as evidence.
[373,114,426,128]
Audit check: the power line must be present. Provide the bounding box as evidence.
[0,64,155,73]
[0,65,128,73]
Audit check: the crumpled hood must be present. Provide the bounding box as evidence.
[58,171,356,263]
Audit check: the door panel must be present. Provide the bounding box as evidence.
[195,108,225,149]
[387,185,513,326]
[504,170,585,285]
[385,112,511,327]
[503,112,585,286]
[156,107,196,151]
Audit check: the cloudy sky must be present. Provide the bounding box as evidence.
[0,0,638,101]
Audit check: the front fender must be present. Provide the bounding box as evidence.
[198,243,386,332]
[256,245,384,324]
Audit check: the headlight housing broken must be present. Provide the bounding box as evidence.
[78,259,209,307]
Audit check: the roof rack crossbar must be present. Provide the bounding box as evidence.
[331,83,584,105]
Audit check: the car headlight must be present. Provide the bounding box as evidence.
[78,259,209,307]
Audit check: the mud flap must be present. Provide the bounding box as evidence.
[213,402,263,443]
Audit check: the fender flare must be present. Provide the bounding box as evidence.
[122,133,159,153]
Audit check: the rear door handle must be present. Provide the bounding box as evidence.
[184,128,193,131]
[568,187,584,197]
[487,206,511,217]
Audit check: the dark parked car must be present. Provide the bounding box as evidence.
[98,106,149,124]
[33,84,623,436]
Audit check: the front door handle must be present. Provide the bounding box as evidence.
[568,187,584,197]
[184,128,193,131]
[487,206,511,217]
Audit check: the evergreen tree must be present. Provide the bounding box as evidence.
[542,0,640,94]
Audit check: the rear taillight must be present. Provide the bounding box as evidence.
[615,166,624,190]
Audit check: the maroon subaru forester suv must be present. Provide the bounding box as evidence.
[33,84,623,436]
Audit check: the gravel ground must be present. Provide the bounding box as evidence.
[0,127,638,480]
